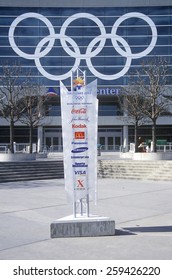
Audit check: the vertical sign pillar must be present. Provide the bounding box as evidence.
[60,72,98,218]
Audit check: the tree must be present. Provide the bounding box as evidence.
[19,85,47,153]
[0,63,28,153]
[136,57,170,152]
[119,85,147,152]
[119,57,170,153]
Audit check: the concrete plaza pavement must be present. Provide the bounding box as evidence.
[0,177,172,260]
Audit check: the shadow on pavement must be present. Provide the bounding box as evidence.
[115,229,136,236]
[123,225,172,233]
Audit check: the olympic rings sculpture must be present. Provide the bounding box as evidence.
[9,12,157,81]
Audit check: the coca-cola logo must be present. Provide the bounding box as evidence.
[71,108,87,114]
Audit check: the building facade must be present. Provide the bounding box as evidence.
[0,0,172,151]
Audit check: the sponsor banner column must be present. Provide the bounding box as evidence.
[60,80,98,207]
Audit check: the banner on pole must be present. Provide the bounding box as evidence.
[60,79,98,204]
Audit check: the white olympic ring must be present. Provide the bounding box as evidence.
[86,34,132,80]
[8,12,158,81]
[35,34,80,80]
[73,96,84,100]
[60,13,106,58]
[9,13,55,59]
[111,12,157,59]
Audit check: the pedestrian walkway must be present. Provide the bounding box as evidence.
[0,178,172,260]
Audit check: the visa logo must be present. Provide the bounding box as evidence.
[74,170,86,175]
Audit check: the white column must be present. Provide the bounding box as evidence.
[71,71,74,92]
[122,95,128,151]
[123,125,128,151]
[37,126,43,152]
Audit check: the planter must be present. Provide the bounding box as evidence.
[133,152,172,161]
[0,153,36,162]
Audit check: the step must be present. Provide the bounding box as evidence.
[0,159,171,183]
[0,175,64,183]
[0,160,64,183]
[97,159,172,181]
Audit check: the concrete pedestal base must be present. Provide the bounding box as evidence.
[50,215,115,238]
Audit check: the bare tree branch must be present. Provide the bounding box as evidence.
[0,62,30,153]
[19,85,48,153]
[136,57,170,152]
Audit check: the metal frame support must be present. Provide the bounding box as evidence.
[73,197,90,218]
[71,68,89,219]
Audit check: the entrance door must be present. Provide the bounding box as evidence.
[45,137,51,148]
[45,135,63,151]
[98,128,122,151]
[44,129,62,151]
[108,136,113,150]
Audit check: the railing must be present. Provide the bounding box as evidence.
[2,143,172,154]
[0,145,8,153]
[41,145,49,153]
[0,143,58,154]
[99,145,120,152]
[49,145,63,152]
[0,143,129,153]
[14,143,38,153]
[120,145,131,153]
[156,144,172,152]
[15,143,29,153]
[0,143,37,153]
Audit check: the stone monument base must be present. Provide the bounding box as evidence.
[50,215,115,238]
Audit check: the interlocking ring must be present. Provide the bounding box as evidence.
[86,33,132,80]
[111,12,157,59]
[60,13,106,59]
[9,13,55,59]
[9,12,157,81]
[35,34,80,80]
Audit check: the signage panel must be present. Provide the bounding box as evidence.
[60,80,98,205]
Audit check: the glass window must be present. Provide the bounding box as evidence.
[0,6,171,88]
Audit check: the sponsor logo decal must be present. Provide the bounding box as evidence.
[71,147,88,153]
[72,141,88,145]
[76,179,84,189]
[74,131,85,140]
[74,170,86,175]
[71,108,87,114]
[69,117,90,123]
[72,162,88,167]
[73,95,84,101]
[72,124,87,129]
[71,156,89,159]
